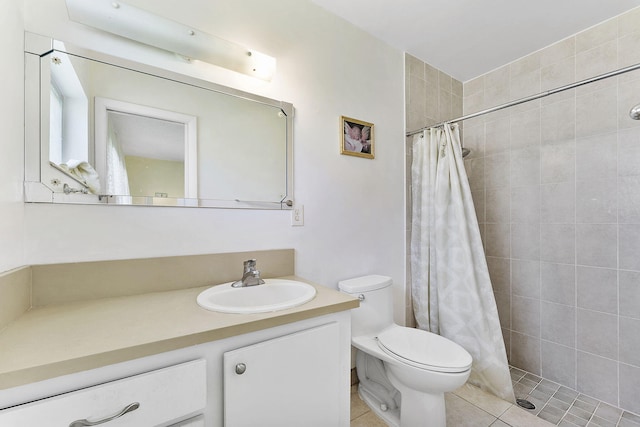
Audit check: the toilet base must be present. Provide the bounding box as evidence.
[398,387,445,427]
[358,385,399,427]
[359,382,447,427]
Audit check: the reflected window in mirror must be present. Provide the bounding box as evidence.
[49,52,89,167]
[49,83,63,164]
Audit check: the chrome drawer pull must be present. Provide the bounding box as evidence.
[69,402,140,427]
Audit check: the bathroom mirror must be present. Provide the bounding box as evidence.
[24,33,293,209]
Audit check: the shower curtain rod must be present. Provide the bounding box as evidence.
[406,60,640,137]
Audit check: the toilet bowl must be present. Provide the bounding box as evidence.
[339,275,472,427]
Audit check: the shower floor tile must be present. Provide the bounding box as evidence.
[510,366,640,427]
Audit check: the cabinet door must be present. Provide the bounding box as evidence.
[224,322,340,427]
[167,414,204,427]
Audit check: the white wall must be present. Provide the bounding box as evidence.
[21,0,407,320]
[0,0,25,272]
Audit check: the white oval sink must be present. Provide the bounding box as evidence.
[197,279,317,314]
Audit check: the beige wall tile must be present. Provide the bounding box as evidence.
[512,259,541,299]
[511,185,540,224]
[486,188,510,224]
[485,118,511,155]
[540,140,575,184]
[464,75,485,96]
[575,40,618,81]
[510,108,541,150]
[464,91,486,115]
[512,295,541,337]
[485,223,511,258]
[484,152,510,189]
[619,317,640,367]
[541,301,575,347]
[510,332,541,375]
[619,363,640,415]
[620,270,640,319]
[510,69,541,100]
[620,224,640,271]
[452,78,463,97]
[486,65,510,88]
[541,56,575,92]
[541,340,576,389]
[438,69,453,92]
[425,62,439,84]
[577,351,618,405]
[575,86,617,138]
[618,32,640,68]
[618,6,640,36]
[575,17,617,53]
[577,309,618,359]
[540,37,576,68]
[511,223,541,261]
[405,53,424,79]
[511,52,541,78]
[540,262,575,306]
[485,82,511,108]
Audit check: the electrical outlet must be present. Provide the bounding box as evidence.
[291,204,304,226]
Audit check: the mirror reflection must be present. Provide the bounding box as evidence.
[106,110,187,199]
[39,44,292,207]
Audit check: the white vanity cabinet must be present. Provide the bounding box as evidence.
[0,311,352,427]
[0,359,206,427]
[223,322,341,427]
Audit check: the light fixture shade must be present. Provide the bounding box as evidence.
[65,0,276,80]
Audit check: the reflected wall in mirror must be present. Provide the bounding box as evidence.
[25,33,293,209]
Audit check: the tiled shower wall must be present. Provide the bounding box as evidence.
[405,54,463,326]
[462,7,640,415]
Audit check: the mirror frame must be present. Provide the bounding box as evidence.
[24,32,294,209]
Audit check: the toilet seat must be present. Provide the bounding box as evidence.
[377,326,472,373]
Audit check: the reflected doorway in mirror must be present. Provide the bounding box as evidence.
[94,97,198,200]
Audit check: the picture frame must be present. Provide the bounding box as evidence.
[340,116,374,159]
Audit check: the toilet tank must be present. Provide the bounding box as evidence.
[338,275,394,337]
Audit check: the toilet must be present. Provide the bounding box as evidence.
[339,275,472,427]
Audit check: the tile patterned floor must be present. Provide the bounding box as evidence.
[350,382,554,426]
[349,367,640,426]
[510,367,640,427]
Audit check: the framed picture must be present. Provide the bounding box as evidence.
[340,116,374,159]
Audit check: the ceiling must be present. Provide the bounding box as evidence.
[311,0,640,82]
[109,112,185,162]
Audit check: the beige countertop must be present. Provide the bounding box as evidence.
[0,276,358,390]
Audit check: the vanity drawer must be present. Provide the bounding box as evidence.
[0,359,206,426]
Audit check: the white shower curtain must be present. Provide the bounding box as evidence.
[106,122,131,196]
[411,124,515,403]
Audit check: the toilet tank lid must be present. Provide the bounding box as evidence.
[338,275,392,293]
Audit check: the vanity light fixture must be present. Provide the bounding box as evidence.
[64,0,276,81]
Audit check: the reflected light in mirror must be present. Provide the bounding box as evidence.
[65,0,276,81]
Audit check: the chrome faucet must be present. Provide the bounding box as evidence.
[231,259,265,287]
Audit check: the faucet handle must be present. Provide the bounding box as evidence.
[244,259,257,268]
[251,269,265,285]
